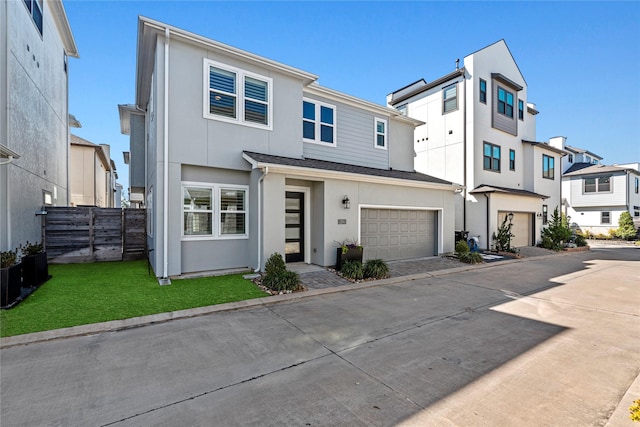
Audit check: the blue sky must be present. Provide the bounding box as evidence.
[64,1,640,197]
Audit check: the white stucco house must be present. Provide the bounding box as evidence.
[387,40,565,249]
[69,134,118,208]
[119,17,460,280]
[0,0,78,251]
[549,137,640,234]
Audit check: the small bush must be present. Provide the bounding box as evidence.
[617,211,638,240]
[341,260,364,280]
[540,207,572,251]
[363,259,389,279]
[455,240,469,254]
[264,253,286,277]
[630,398,640,422]
[574,233,587,247]
[1,249,18,268]
[20,241,43,256]
[459,252,483,264]
[263,270,300,292]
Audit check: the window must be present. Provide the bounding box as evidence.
[303,99,336,146]
[479,79,487,104]
[543,155,555,179]
[542,205,548,225]
[509,149,515,171]
[601,212,611,224]
[497,87,514,118]
[43,190,52,206]
[64,51,68,73]
[374,118,387,149]
[592,159,598,165]
[584,176,612,193]
[518,100,524,120]
[443,84,458,114]
[182,183,248,239]
[483,142,501,172]
[23,0,43,35]
[635,177,639,193]
[568,154,574,163]
[204,59,272,129]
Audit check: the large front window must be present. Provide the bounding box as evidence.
[483,142,501,172]
[204,59,272,128]
[183,183,248,239]
[303,99,336,145]
[497,87,514,118]
[584,176,611,193]
[543,155,555,179]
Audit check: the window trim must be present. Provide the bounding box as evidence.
[374,117,388,150]
[497,86,515,118]
[583,175,612,194]
[542,154,555,180]
[442,83,458,114]
[479,79,487,104]
[518,99,524,120]
[182,182,249,241]
[302,97,337,147]
[203,59,273,130]
[509,149,515,171]
[601,211,611,225]
[483,142,501,173]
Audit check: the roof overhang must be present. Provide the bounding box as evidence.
[521,140,568,156]
[0,143,20,159]
[389,69,465,106]
[243,152,458,192]
[118,104,145,135]
[470,185,549,199]
[49,0,79,58]
[491,73,524,91]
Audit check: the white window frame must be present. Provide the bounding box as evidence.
[442,83,458,114]
[601,211,611,225]
[374,118,388,150]
[182,182,249,241]
[203,59,273,130]
[302,97,337,147]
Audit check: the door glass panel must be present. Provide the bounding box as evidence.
[285,242,300,254]
[286,228,300,239]
[286,198,300,210]
[285,212,300,225]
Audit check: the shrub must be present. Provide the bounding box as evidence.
[341,260,364,280]
[363,259,389,279]
[540,207,572,251]
[616,211,638,240]
[455,240,469,254]
[492,215,515,252]
[263,270,300,292]
[264,252,286,277]
[459,252,483,264]
[574,233,587,247]
[1,249,18,268]
[20,241,43,256]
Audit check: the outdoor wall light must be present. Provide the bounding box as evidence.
[507,212,514,223]
[342,195,350,209]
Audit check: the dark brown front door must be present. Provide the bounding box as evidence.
[285,192,304,263]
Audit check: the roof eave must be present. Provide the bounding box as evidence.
[49,0,79,58]
[389,69,466,106]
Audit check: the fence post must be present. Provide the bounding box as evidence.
[89,208,95,259]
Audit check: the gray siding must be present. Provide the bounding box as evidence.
[303,95,389,170]
[491,80,518,136]
[129,114,146,189]
[568,173,628,208]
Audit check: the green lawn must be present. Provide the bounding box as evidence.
[0,260,267,337]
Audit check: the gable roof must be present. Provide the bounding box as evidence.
[563,163,638,177]
[243,151,457,190]
[521,140,567,156]
[564,144,603,160]
[70,134,112,171]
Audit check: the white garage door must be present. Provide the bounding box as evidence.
[498,211,532,248]
[361,209,436,261]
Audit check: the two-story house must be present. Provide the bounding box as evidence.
[119,17,459,280]
[0,0,78,251]
[549,137,640,233]
[387,40,564,249]
[69,134,118,207]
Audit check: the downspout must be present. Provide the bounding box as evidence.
[462,68,467,232]
[162,27,170,281]
[254,166,269,272]
[484,193,490,250]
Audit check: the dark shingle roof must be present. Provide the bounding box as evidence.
[243,151,453,186]
[564,164,633,177]
[564,162,593,174]
[470,184,548,199]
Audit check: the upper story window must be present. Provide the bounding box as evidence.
[509,149,515,171]
[592,158,598,164]
[23,0,43,35]
[584,176,611,193]
[568,154,574,163]
[543,155,555,179]
[479,79,487,104]
[303,99,336,146]
[635,177,639,193]
[204,59,272,129]
[483,142,500,172]
[182,183,248,239]
[443,84,458,114]
[374,118,387,150]
[497,87,514,118]
[518,100,524,120]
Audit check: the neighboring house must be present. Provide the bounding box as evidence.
[550,137,640,233]
[69,134,118,207]
[119,17,459,279]
[387,40,565,249]
[0,0,78,251]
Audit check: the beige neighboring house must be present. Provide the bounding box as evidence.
[70,134,118,207]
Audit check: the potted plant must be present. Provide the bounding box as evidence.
[20,241,49,288]
[1,249,22,307]
[335,238,363,271]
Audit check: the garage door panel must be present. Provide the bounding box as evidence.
[498,211,531,247]
[361,208,435,261]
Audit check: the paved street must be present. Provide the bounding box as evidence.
[1,247,639,426]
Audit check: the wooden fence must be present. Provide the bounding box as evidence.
[44,207,146,263]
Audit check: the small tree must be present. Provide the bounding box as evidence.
[616,211,637,240]
[492,215,514,252]
[540,207,572,251]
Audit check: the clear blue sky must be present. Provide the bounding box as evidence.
[64,1,640,198]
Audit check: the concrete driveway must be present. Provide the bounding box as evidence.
[1,247,638,426]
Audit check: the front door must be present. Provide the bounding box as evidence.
[285,192,304,263]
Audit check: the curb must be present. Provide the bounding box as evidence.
[0,251,586,349]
